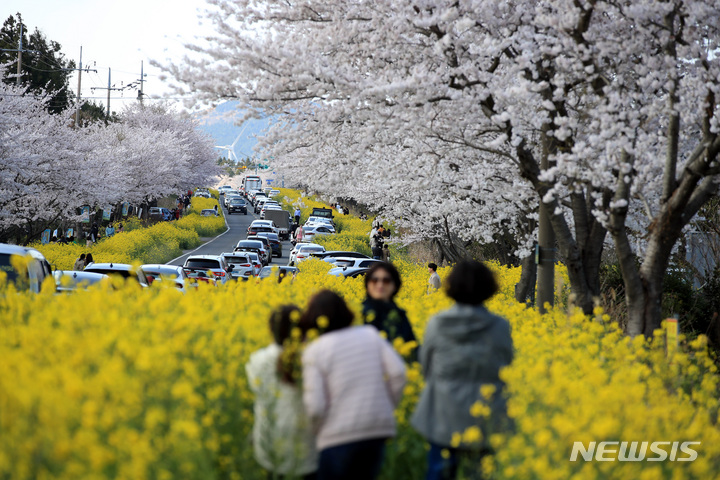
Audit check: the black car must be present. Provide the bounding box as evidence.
[256,232,282,257]
[228,198,248,214]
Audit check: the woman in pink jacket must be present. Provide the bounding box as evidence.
[301,290,407,480]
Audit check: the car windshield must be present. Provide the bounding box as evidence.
[0,253,20,283]
[144,268,179,279]
[230,199,245,204]
[185,259,221,270]
[84,267,132,278]
[300,246,325,253]
[224,255,250,264]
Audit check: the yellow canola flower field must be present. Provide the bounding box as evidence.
[1,190,719,480]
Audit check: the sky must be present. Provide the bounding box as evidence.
[2,0,215,113]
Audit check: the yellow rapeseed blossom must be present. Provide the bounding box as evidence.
[1,188,718,480]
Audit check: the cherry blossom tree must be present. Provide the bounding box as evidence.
[0,69,86,242]
[163,0,720,335]
[0,65,220,243]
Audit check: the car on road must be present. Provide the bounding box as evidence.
[224,191,241,207]
[326,257,384,269]
[53,270,109,292]
[83,262,150,287]
[235,240,270,266]
[220,252,258,279]
[247,224,276,237]
[182,255,231,284]
[245,252,264,276]
[254,197,273,214]
[259,265,299,280]
[246,236,274,264]
[255,232,282,258]
[260,203,282,219]
[327,266,371,278]
[227,197,248,214]
[0,243,53,293]
[302,224,335,242]
[312,251,370,261]
[289,243,326,266]
[140,264,189,292]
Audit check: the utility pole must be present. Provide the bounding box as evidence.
[16,24,22,86]
[0,24,39,86]
[75,46,82,126]
[91,68,124,120]
[137,60,146,104]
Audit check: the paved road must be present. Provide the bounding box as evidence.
[169,199,293,267]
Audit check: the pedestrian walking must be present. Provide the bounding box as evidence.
[73,254,86,271]
[89,223,99,244]
[294,208,302,225]
[246,305,318,479]
[412,261,514,480]
[301,290,406,480]
[362,263,417,360]
[427,263,441,293]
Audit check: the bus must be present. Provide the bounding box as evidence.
[242,175,262,196]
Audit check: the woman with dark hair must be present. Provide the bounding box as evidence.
[83,253,94,268]
[301,290,406,480]
[411,261,513,480]
[246,305,318,479]
[362,262,417,359]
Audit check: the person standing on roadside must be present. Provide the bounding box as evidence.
[427,263,441,293]
[84,253,94,269]
[294,208,302,225]
[412,261,514,480]
[301,290,406,480]
[105,223,115,238]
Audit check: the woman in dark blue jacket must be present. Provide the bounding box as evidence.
[361,262,417,361]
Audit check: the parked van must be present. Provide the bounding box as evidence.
[0,244,54,293]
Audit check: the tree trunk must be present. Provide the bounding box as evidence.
[515,251,537,305]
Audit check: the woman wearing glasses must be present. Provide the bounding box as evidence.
[362,262,417,360]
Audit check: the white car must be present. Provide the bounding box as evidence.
[221,252,259,279]
[249,219,279,234]
[259,203,281,219]
[305,216,335,228]
[289,243,326,266]
[223,190,241,206]
[302,225,335,242]
[326,257,384,269]
[141,264,189,293]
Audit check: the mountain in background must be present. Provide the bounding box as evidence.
[194,101,277,160]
